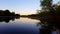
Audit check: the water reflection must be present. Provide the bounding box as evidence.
[0,17,40,34]
[0,16,20,23]
[37,19,60,34]
[0,17,59,34]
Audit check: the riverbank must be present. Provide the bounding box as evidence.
[20,14,60,23]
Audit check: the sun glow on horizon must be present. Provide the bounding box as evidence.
[0,0,40,15]
[0,0,59,15]
[14,11,37,15]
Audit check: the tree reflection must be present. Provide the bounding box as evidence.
[37,19,60,34]
[0,16,20,23]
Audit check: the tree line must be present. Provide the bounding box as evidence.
[0,9,20,16]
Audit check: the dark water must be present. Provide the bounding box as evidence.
[0,17,59,34]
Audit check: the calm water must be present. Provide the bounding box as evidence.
[0,17,58,34]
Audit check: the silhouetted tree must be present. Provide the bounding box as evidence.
[0,9,20,16]
[4,9,11,16]
[11,12,15,16]
[40,0,52,12]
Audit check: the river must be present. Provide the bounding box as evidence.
[0,17,58,34]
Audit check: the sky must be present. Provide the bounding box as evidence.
[0,0,60,15]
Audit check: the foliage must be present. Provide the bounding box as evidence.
[40,0,52,12]
[0,9,20,16]
[38,0,60,16]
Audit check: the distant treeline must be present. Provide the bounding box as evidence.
[0,10,20,16]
